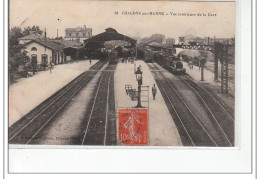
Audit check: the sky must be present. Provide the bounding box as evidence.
[10,0,236,39]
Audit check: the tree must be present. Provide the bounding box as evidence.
[23,26,43,36]
[15,50,30,66]
[9,50,30,77]
[140,37,150,43]
[150,34,165,43]
[16,50,31,76]
[140,34,166,44]
[9,27,23,56]
[9,26,31,78]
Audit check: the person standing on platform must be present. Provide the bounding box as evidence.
[50,61,53,74]
[89,59,92,65]
[189,60,192,69]
[152,84,157,100]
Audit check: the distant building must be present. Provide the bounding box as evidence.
[166,38,175,45]
[64,25,92,43]
[23,39,65,66]
[18,31,45,45]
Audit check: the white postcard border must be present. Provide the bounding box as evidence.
[2,0,256,177]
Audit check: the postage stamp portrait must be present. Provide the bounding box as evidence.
[118,108,149,145]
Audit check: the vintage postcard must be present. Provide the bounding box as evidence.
[8,0,236,147]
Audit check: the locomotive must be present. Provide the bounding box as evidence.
[153,51,186,74]
[107,50,118,64]
[143,49,154,63]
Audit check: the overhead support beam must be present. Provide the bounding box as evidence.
[174,41,232,94]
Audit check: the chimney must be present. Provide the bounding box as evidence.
[44,29,46,41]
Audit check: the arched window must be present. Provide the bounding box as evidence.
[31,47,37,51]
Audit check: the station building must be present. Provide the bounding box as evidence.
[23,39,65,66]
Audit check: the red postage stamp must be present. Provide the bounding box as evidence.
[118,108,149,145]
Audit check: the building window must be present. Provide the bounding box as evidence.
[31,54,37,64]
[83,32,86,37]
[31,47,37,51]
[76,33,79,37]
[42,54,48,64]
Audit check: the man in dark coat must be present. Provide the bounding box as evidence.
[152,84,157,100]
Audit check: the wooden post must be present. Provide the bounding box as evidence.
[214,37,219,81]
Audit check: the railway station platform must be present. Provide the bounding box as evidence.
[182,61,235,95]
[114,60,183,146]
[9,60,99,127]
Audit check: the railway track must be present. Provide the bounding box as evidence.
[179,75,234,146]
[191,81,234,120]
[81,63,117,145]
[9,61,106,144]
[148,63,233,147]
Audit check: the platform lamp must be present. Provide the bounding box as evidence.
[135,66,143,108]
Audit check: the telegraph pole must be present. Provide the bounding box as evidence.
[220,40,229,94]
[214,36,219,81]
[76,40,79,63]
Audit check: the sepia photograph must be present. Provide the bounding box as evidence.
[8,0,236,147]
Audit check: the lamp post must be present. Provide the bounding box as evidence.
[135,66,143,108]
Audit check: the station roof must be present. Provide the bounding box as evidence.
[139,39,161,45]
[18,33,45,40]
[84,28,137,45]
[52,40,82,48]
[24,39,65,51]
